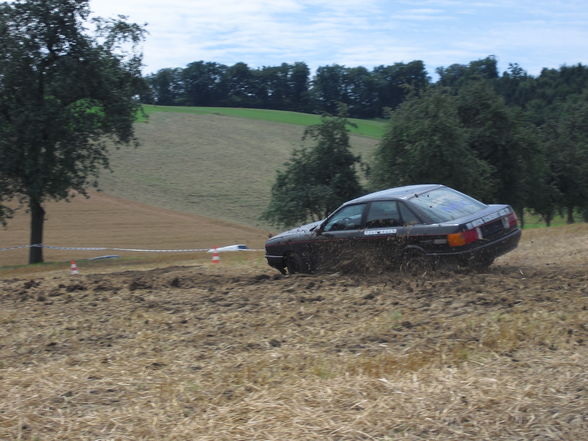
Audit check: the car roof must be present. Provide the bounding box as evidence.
[345,184,444,204]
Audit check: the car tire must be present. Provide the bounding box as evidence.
[468,255,495,270]
[400,248,432,274]
[285,252,308,274]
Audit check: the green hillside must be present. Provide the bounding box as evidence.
[101,108,380,230]
[141,105,387,139]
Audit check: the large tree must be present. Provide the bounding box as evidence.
[373,60,429,112]
[371,88,494,201]
[540,93,588,223]
[436,56,499,89]
[181,61,226,107]
[262,109,364,227]
[456,81,542,217]
[0,0,145,263]
[145,67,184,105]
[311,64,347,115]
[221,62,255,107]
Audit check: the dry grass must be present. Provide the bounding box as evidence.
[1,104,585,440]
[0,191,268,269]
[100,111,378,228]
[0,224,587,440]
[2,352,584,440]
[0,110,378,267]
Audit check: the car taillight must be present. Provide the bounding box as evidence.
[507,211,518,228]
[447,229,479,247]
[501,210,519,229]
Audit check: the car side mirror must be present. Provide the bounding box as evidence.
[314,223,327,235]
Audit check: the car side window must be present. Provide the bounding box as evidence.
[366,201,401,228]
[323,204,366,232]
[399,202,421,225]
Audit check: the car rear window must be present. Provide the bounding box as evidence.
[408,188,486,223]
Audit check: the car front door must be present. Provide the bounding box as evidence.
[313,203,367,271]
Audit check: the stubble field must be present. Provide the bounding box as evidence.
[1,220,587,440]
[0,191,268,269]
[99,111,378,229]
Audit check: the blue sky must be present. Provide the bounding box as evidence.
[89,0,588,77]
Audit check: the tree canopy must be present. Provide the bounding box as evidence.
[371,87,494,201]
[262,110,364,227]
[142,60,429,118]
[0,0,145,263]
[259,57,588,228]
[371,61,588,225]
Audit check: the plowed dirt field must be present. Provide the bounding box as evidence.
[1,225,587,440]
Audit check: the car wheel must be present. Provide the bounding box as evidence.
[400,248,432,274]
[285,252,308,274]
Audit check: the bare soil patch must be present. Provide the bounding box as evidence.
[0,225,586,440]
[0,191,268,268]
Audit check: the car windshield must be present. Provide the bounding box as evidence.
[408,188,486,223]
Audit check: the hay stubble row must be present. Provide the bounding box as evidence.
[0,224,587,440]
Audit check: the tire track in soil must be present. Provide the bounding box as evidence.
[1,262,586,368]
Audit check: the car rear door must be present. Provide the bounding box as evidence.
[361,200,408,263]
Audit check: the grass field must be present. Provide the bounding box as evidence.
[141,104,388,139]
[131,106,573,230]
[0,104,581,270]
[523,211,581,229]
[100,110,379,229]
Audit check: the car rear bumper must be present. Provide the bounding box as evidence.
[428,228,522,260]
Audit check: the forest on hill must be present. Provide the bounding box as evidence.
[141,56,588,120]
[142,56,588,228]
[5,47,581,230]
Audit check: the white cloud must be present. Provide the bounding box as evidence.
[83,0,588,75]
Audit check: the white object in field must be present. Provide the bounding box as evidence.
[207,244,249,252]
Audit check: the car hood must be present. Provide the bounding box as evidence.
[267,220,323,243]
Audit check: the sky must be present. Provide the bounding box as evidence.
[88,0,588,77]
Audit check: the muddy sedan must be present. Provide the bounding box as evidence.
[265,184,521,274]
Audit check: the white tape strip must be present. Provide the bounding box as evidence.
[44,245,210,252]
[1,244,263,253]
[42,245,111,251]
[0,245,34,252]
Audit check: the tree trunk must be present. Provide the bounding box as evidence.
[566,206,575,224]
[516,208,525,229]
[29,198,45,264]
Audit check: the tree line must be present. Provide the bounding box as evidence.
[263,58,588,227]
[141,60,428,118]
